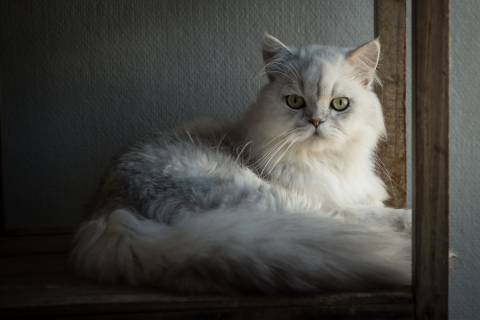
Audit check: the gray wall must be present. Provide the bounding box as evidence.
[450,0,480,319]
[1,0,374,228]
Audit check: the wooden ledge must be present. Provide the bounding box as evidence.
[0,232,412,319]
[1,274,412,319]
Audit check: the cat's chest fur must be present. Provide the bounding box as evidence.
[267,155,388,210]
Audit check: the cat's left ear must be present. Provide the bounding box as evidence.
[346,38,380,88]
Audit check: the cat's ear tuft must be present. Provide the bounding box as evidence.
[262,33,290,65]
[346,38,381,88]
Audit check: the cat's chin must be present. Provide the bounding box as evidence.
[297,131,344,153]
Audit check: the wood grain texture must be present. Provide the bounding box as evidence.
[413,0,450,319]
[374,0,407,208]
[1,277,413,319]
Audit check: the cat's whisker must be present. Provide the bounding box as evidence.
[235,140,252,163]
[259,128,297,149]
[258,138,292,177]
[184,129,195,144]
[215,133,229,152]
[256,129,302,176]
[267,138,298,175]
[251,131,296,166]
[254,140,285,173]
[375,155,394,191]
[255,129,295,160]
[254,137,289,172]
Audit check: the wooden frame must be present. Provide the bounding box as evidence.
[375,0,407,209]
[0,0,451,319]
[413,0,450,319]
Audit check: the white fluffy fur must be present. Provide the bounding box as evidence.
[71,35,411,294]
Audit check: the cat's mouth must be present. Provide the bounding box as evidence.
[293,126,325,142]
[313,129,323,137]
[310,128,330,141]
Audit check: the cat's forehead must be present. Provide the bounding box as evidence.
[297,45,348,61]
[296,45,346,75]
[286,45,349,92]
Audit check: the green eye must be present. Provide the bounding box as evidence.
[330,97,350,111]
[285,95,306,109]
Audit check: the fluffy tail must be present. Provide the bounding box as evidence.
[71,208,411,293]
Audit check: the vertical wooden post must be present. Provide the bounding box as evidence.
[374,0,407,209]
[413,0,450,319]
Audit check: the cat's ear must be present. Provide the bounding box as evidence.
[262,33,290,65]
[346,38,380,88]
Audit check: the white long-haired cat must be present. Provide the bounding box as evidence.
[72,34,411,294]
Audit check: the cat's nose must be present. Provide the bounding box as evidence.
[309,117,324,128]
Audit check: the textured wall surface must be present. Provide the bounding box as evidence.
[1,0,374,228]
[450,1,480,319]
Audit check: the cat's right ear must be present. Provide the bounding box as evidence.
[262,33,290,65]
[262,33,290,81]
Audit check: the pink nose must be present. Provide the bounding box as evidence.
[309,118,324,128]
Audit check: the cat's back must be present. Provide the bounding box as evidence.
[96,130,265,223]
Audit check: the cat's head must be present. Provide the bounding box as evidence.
[243,34,386,172]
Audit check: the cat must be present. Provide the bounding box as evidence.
[71,34,412,294]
